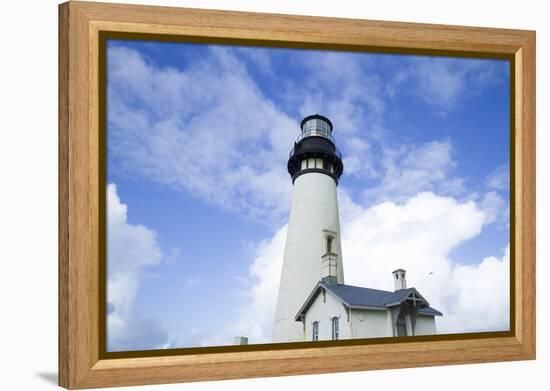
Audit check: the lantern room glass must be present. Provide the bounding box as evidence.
[298,117,334,142]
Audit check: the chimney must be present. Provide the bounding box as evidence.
[392,269,407,290]
[321,252,338,285]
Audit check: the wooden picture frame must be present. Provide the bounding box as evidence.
[59,1,536,389]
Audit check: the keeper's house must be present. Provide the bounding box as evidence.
[294,269,443,341]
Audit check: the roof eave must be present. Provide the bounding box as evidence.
[295,281,338,321]
[418,309,443,317]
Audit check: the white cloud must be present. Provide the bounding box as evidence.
[108,45,297,223]
[341,191,509,333]
[440,245,509,332]
[228,191,508,344]
[362,140,466,204]
[480,190,509,227]
[107,183,169,351]
[296,51,384,138]
[342,192,484,298]
[477,164,510,228]
[237,47,274,76]
[107,45,503,227]
[393,57,503,113]
[306,56,506,186]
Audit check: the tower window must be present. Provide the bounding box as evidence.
[312,321,319,341]
[326,235,334,253]
[331,317,339,340]
[316,158,323,168]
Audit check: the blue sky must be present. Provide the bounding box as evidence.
[106,39,510,351]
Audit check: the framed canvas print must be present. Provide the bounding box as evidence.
[58,1,536,389]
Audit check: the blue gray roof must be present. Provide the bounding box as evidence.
[295,281,442,320]
[321,283,415,308]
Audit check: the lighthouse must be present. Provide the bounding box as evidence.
[271,115,442,343]
[273,114,345,343]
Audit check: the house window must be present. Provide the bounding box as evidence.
[331,317,339,340]
[312,321,319,341]
[326,235,334,253]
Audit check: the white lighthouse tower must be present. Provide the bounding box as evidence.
[273,114,345,343]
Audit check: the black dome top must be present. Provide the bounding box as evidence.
[288,114,343,185]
